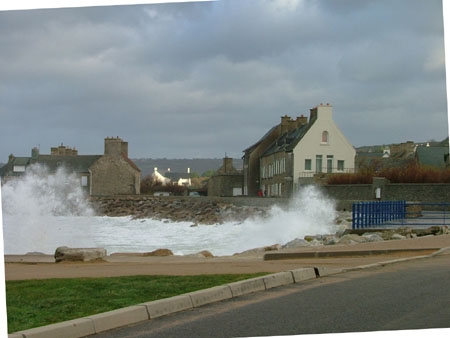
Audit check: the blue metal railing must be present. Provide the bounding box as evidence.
[352,201,450,229]
[352,201,406,229]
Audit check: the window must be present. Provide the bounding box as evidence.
[337,160,344,171]
[322,131,329,143]
[316,155,323,173]
[81,176,88,187]
[13,165,26,172]
[305,159,312,171]
[327,155,333,173]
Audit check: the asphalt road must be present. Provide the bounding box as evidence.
[90,254,450,338]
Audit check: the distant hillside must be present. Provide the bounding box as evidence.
[132,158,243,177]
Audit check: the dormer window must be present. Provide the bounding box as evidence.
[322,131,329,144]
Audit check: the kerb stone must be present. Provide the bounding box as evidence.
[227,277,266,297]
[14,318,95,338]
[144,295,193,319]
[188,285,233,307]
[290,268,317,282]
[262,271,294,289]
[86,305,148,333]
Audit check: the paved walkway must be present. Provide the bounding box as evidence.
[7,234,450,338]
[5,234,450,280]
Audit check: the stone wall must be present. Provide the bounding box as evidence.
[91,195,272,224]
[322,182,450,205]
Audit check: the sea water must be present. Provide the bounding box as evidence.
[1,165,338,256]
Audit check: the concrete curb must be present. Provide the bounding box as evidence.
[263,248,440,260]
[10,248,450,338]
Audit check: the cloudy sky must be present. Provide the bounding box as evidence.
[0,0,448,162]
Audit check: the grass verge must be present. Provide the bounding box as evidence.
[6,273,266,333]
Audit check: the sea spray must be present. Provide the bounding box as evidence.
[226,185,337,254]
[2,167,337,255]
[2,164,95,254]
[2,164,94,217]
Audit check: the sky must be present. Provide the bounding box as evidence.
[0,0,448,162]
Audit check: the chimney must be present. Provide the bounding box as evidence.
[104,137,128,157]
[221,157,235,174]
[296,114,308,127]
[280,115,291,134]
[311,103,333,121]
[31,147,40,159]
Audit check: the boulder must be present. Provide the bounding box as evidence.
[390,233,406,240]
[414,226,447,237]
[143,248,174,257]
[194,250,214,258]
[337,234,367,245]
[54,246,107,263]
[362,233,384,242]
[283,238,310,249]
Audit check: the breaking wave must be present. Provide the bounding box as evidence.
[1,166,337,255]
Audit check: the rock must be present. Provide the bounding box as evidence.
[54,246,107,262]
[323,236,339,245]
[304,235,317,242]
[362,233,384,242]
[198,250,214,258]
[144,248,174,256]
[309,239,324,246]
[282,238,310,249]
[337,234,367,245]
[335,224,349,237]
[264,244,281,251]
[390,233,406,240]
[414,226,446,237]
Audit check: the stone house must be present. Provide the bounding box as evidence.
[207,157,243,197]
[0,137,141,196]
[244,104,355,197]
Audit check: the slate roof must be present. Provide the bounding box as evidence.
[242,124,279,153]
[31,155,102,173]
[0,154,103,178]
[415,146,449,168]
[261,121,313,157]
[165,172,191,180]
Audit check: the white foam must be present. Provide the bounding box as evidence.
[2,167,337,255]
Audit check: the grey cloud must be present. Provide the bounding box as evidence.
[0,0,447,162]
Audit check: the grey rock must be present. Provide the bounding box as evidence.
[54,246,107,262]
[362,233,384,242]
[337,234,368,245]
[283,238,310,248]
[390,233,406,240]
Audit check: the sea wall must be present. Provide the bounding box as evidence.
[90,182,450,224]
[90,196,274,225]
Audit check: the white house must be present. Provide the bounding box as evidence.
[258,103,355,197]
[152,167,171,185]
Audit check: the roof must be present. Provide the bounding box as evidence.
[261,121,313,157]
[165,172,191,180]
[416,146,449,168]
[242,124,279,153]
[31,155,102,173]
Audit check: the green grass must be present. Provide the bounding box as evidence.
[6,274,266,333]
